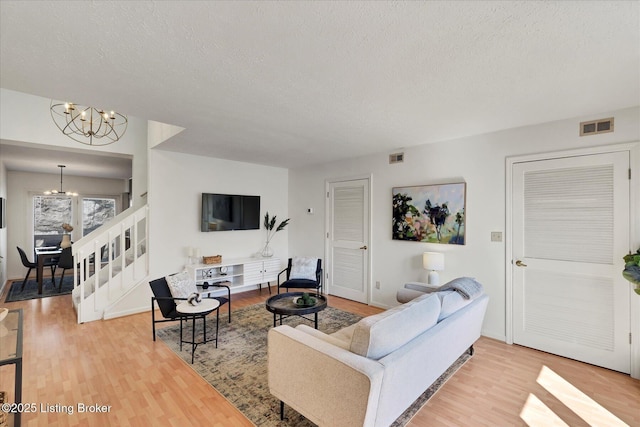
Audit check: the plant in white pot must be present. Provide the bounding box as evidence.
[262,212,290,257]
[622,248,640,296]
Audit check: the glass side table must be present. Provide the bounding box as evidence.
[0,308,23,427]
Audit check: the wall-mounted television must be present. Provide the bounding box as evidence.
[201,193,260,232]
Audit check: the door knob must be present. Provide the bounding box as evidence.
[359,245,368,250]
[515,260,527,267]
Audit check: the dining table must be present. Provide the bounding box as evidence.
[34,246,62,294]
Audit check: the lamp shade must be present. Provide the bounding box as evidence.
[423,252,444,271]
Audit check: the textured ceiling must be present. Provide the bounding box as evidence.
[1,1,638,169]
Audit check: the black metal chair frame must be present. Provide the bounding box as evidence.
[17,246,56,291]
[277,258,323,294]
[150,277,221,364]
[56,246,74,291]
[199,281,232,323]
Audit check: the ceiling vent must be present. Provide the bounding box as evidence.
[580,117,614,136]
[389,152,404,164]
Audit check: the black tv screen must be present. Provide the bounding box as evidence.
[201,193,260,232]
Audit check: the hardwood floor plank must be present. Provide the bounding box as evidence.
[0,283,638,426]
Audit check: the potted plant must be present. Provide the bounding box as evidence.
[262,212,290,257]
[622,248,640,295]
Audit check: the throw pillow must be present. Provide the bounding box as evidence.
[436,290,473,321]
[166,271,198,299]
[290,257,318,280]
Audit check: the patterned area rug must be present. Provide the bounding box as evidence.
[157,302,470,426]
[4,276,74,302]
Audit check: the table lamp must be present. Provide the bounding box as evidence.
[423,252,445,286]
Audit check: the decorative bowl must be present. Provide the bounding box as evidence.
[293,297,316,307]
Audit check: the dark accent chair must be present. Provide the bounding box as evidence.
[150,277,191,341]
[17,246,56,291]
[200,281,231,323]
[277,258,323,294]
[56,246,74,291]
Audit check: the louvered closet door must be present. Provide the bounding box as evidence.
[512,151,630,373]
[327,178,370,303]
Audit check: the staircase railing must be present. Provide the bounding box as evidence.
[72,204,149,323]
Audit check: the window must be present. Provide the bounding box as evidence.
[82,197,117,236]
[33,195,73,248]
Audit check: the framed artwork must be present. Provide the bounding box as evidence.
[392,182,466,245]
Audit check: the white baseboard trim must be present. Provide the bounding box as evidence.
[481,329,506,342]
[103,305,149,320]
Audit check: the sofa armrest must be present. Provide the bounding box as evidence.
[404,282,438,293]
[295,324,351,350]
[268,325,384,427]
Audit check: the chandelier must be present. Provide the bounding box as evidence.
[50,100,128,146]
[44,165,78,196]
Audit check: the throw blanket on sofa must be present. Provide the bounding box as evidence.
[439,277,483,299]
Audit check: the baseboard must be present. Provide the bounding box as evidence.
[103,305,149,320]
[481,329,506,342]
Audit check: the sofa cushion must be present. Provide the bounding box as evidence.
[435,290,473,321]
[349,293,440,360]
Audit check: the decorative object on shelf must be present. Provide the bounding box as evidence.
[423,252,445,286]
[622,248,640,295]
[392,182,466,245]
[44,165,78,196]
[187,247,201,264]
[203,255,222,265]
[219,266,228,275]
[262,212,290,257]
[50,100,128,146]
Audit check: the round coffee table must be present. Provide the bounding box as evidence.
[176,298,220,364]
[265,292,327,329]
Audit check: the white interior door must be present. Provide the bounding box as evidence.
[512,151,630,373]
[326,178,370,303]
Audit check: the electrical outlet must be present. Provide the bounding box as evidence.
[375,281,381,289]
[491,231,503,242]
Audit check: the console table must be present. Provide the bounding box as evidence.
[0,309,23,427]
[186,257,281,295]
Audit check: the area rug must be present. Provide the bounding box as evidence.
[4,276,74,302]
[157,303,471,426]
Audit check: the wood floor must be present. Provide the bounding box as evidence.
[0,280,638,427]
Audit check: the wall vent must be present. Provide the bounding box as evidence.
[389,152,404,164]
[580,117,614,136]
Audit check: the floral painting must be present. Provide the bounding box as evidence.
[392,182,466,245]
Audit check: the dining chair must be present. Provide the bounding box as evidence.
[56,246,74,291]
[17,246,57,291]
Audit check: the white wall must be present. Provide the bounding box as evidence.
[288,106,640,341]
[6,171,129,278]
[147,149,289,282]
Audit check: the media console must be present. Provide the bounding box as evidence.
[185,257,282,295]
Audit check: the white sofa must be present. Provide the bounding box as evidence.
[267,281,489,427]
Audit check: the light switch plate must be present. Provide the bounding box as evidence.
[491,231,503,242]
